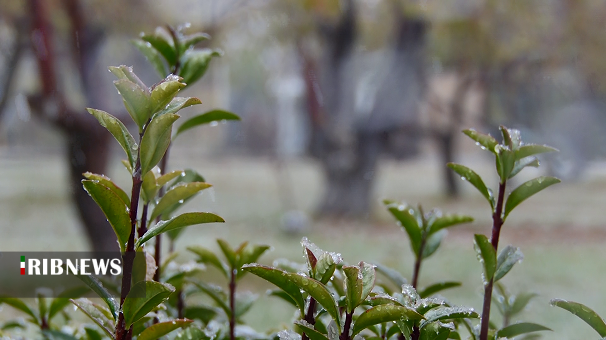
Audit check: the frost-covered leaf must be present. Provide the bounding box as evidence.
[503,177,560,220]
[82,180,130,253]
[463,129,498,154]
[550,299,606,337]
[447,164,495,209]
[352,304,423,336]
[494,246,524,282]
[473,234,496,286]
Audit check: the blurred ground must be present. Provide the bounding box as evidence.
[1,143,606,339]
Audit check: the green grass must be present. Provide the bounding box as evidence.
[1,149,605,339]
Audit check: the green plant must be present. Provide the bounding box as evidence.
[73,24,239,340]
[448,126,559,340]
[187,240,270,340]
[243,237,481,340]
[381,202,473,339]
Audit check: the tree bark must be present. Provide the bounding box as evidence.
[27,0,117,252]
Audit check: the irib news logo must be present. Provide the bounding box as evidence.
[1,252,141,297]
[19,255,122,275]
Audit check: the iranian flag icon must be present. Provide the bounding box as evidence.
[21,256,25,275]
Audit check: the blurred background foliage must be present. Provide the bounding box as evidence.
[1,1,606,338]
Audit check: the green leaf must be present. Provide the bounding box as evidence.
[179,49,221,85]
[499,126,521,150]
[84,172,130,206]
[343,265,363,313]
[154,97,202,119]
[113,79,151,131]
[169,168,206,188]
[316,253,337,284]
[42,330,80,340]
[122,281,175,327]
[184,306,217,325]
[84,327,104,340]
[48,286,91,321]
[218,239,244,270]
[496,146,516,181]
[473,234,496,286]
[82,180,130,253]
[75,274,119,320]
[268,289,298,307]
[0,297,38,322]
[503,177,560,220]
[70,298,115,339]
[287,272,340,329]
[189,282,231,316]
[360,262,376,303]
[137,319,193,340]
[178,32,211,54]
[383,200,422,256]
[109,65,148,89]
[352,305,423,336]
[157,170,184,187]
[420,306,479,328]
[418,282,461,299]
[550,299,606,337]
[422,230,445,259]
[137,212,224,248]
[495,322,551,338]
[237,245,271,278]
[295,320,330,340]
[395,320,413,340]
[428,215,473,236]
[240,264,305,316]
[139,113,180,175]
[87,108,137,168]
[132,39,167,77]
[419,322,452,340]
[375,263,407,289]
[515,144,558,160]
[447,164,495,209]
[187,245,229,278]
[174,327,211,340]
[509,156,540,178]
[150,77,186,113]
[141,29,177,66]
[463,129,498,154]
[494,246,524,282]
[150,182,211,220]
[122,159,133,174]
[510,292,538,315]
[37,296,49,328]
[141,170,158,203]
[175,110,241,137]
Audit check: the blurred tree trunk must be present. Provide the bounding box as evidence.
[301,1,427,217]
[26,0,117,252]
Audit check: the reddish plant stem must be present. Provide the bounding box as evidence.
[409,207,426,340]
[302,297,318,340]
[479,180,507,340]
[411,206,427,290]
[340,312,354,340]
[116,130,146,340]
[229,269,237,340]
